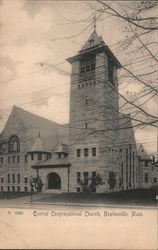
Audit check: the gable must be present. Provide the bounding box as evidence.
[1,106,27,138]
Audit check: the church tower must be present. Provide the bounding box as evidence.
[67,26,122,192]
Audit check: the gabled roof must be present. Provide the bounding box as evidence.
[79,31,104,52]
[2,106,69,152]
[67,30,121,68]
[28,134,50,153]
[137,144,152,160]
[14,105,58,130]
[54,141,69,153]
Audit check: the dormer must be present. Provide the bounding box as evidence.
[27,132,51,162]
[54,142,69,159]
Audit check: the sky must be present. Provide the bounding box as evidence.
[0,0,157,156]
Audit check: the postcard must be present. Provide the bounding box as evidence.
[0,1,157,249]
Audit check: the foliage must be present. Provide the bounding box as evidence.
[108,171,116,189]
[79,174,103,192]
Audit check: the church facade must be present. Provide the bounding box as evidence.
[0,31,157,193]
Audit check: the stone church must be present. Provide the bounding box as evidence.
[0,30,156,193]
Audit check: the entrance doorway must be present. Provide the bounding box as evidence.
[47,172,61,189]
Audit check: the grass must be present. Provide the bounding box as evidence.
[0,189,157,206]
[0,192,30,200]
[32,188,157,206]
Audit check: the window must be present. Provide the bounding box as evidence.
[8,135,20,153]
[85,99,88,105]
[12,186,15,192]
[77,187,80,192]
[145,173,148,183]
[153,178,157,183]
[80,55,96,74]
[0,157,3,163]
[1,177,4,183]
[24,155,27,163]
[17,186,20,192]
[24,177,28,184]
[31,153,34,161]
[8,174,10,184]
[58,153,63,159]
[17,174,20,184]
[17,156,20,163]
[1,187,3,192]
[85,122,87,129]
[77,172,80,183]
[108,59,114,85]
[92,148,96,157]
[47,154,51,160]
[12,156,15,163]
[145,160,148,167]
[7,186,10,192]
[84,148,89,157]
[92,172,96,184]
[126,171,128,183]
[8,156,11,163]
[38,153,42,161]
[12,174,15,183]
[76,149,81,158]
[89,39,94,46]
[121,164,124,183]
[24,187,28,192]
[84,172,88,185]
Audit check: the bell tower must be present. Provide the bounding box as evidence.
[67,27,122,192]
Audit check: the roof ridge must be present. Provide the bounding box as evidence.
[14,105,59,126]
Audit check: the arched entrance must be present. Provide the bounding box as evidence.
[47,172,61,190]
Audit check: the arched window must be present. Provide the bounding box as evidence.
[8,136,20,153]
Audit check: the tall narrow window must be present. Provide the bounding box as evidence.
[8,174,10,184]
[38,153,42,161]
[12,174,15,183]
[24,177,28,184]
[8,156,11,163]
[12,156,15,163]
[84,172,88,185]
[80,55,96,75]
[76,149,81,158]
[145,160,148,167]
[31,153,34,161]
[77,172,80,183]
[84,148,89,157]
[24,155,27,163]
[92,172,96,183]
[108,59,114,85]
[145,173,148,183]
[92,148,96,157]
[17,156,20,163]
[8,135,20,153]
[17,174,20,184]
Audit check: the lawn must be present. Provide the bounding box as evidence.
[0,192,30,200]
[0,189,157,206]
[32,188,157,206]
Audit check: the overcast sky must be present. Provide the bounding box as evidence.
[0,0,157,156]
